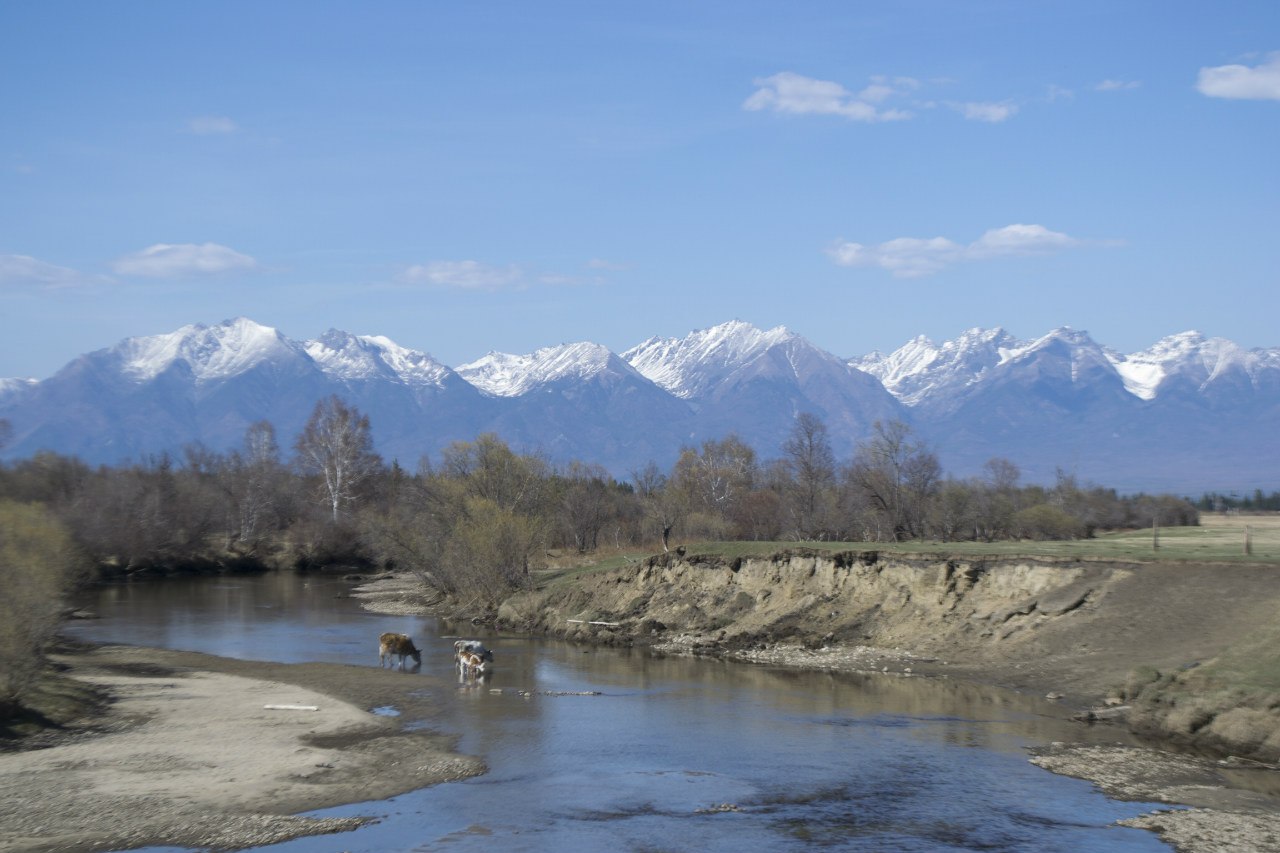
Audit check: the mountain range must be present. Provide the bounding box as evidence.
[2,318,1277,494]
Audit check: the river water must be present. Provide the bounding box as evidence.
[66,573,1174,852]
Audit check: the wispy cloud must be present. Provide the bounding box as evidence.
[587,258,628,272]
[743,72,915,122]
[186,115,239,135]
[1197,52,1280,100]
[398,260,524,291]
[949,100,1019,122]
[1044,84,1075,102]
[828,224,1082,278]
[1095,79,1142,92]
[112,243,257,277]
[0,253,103,288]
[745,72,1032,124]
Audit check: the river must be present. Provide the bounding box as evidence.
[66,572,1174,852]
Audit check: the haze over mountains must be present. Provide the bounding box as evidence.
[2,318,1276,494]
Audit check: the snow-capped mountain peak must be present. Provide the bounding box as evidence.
[1110,331,1275,399]
[855,327,1022,407]
[305,330,453,388]
[456,341,623,397]
[116,317,299,384]
[622,319,800,399]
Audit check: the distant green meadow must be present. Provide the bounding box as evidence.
[535,515,1280,587]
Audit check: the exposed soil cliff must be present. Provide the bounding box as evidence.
[497,549,1280,762]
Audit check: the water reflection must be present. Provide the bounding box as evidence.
[68,574,1173,853]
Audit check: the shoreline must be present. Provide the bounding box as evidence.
[0,643,483,853]
[355,570,1280,853]
[11,563,1280,853]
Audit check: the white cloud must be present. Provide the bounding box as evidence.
[112,243,257,277]
[829,224,1081,278]
[829,237,961,278]
[858,76,920,104]
[1197,53,1280,100]
[587,258,628,271]
[1095,79,1142,92]
[0,253,98,287]
[950,100,1018,122]
[744,72,914,122]
[969,224,1077,256]
[398,260,524,290]
[186,115,239,134]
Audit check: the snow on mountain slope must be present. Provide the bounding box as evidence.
[0,377,37,407]
[619,319,903,460]
[1002,327,1123,384]
[457,341,629,397]
[1111,331,1280,400]
[306,330,454,388]
[853,328,1022,407]
[114,317,306,384]
[622,320,801,399]
[854,326,1221,410]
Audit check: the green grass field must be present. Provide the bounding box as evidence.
[533,514,1280,588]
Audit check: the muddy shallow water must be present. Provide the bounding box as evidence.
[66,573,1175,852]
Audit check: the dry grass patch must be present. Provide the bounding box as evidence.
[527,514,1280,592]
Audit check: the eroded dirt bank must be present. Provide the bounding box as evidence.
[494,550,1280,762]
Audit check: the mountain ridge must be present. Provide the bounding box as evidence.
[2,317,1277,492]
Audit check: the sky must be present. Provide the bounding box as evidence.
[2,1,1277,379]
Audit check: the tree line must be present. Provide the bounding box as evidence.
[1,399,1202,580]
[1195,490,1280,513]
[0,399,1204,708]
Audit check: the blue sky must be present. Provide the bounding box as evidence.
[2,1,1277,378]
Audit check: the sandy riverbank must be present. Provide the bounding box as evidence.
[0,644,483,853]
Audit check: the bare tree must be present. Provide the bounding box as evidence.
[781,412,837,539]
[559,461,611,553]
[934,479,976,542]
[633,461,682,551]
[294,396,381,522]
[225,421,286,546]
[673,435,757,511]
[975,457,1021,540]
[844,420,940,541]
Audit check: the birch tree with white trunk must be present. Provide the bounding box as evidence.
[294,396,381,522]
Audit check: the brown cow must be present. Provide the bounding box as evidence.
[453,639,493,664]
[378,632,422,669]
[457,648,492,677]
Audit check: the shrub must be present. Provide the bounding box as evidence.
[0,501,82,710]
[1012,504,1089,540]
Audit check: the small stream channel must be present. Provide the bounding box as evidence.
[66,572,1175,852]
